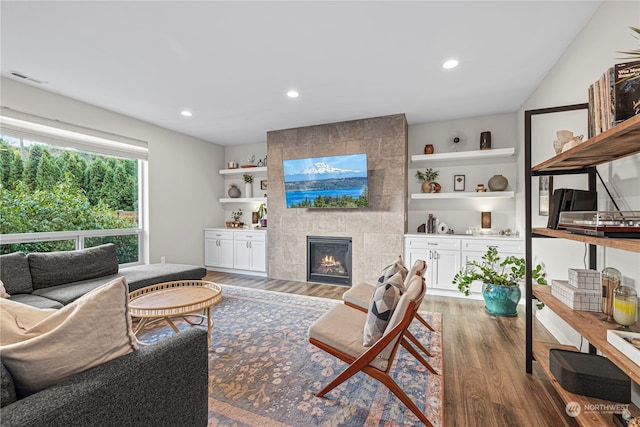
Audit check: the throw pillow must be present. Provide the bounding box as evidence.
[363,272,404,346]
[0,280,10,298]
[377,256,408,288]
[0,276,138,397]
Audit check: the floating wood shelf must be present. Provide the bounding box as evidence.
[532,228,640,253]
[533,115,640,172]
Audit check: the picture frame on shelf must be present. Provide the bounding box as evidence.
[454,175,465,191]
[260,180,267,191]
[539,176,553,216]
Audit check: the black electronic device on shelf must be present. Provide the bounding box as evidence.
[547,188,597,230]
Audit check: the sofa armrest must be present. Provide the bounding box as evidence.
[1,328,208,427]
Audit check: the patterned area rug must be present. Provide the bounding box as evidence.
[136,284,443,427]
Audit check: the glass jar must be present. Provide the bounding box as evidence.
[601,267,621,322]
[613,285,638,329]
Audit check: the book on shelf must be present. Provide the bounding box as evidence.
[588,60,640,138]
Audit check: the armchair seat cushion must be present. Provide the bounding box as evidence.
[308,303,389,371]
[342,282,374,309]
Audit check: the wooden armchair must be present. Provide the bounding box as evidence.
[343,259,436,361]
[308,275,435,426]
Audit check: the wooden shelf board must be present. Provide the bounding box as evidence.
[533,115,640,172]
[411,147,515,163]
[533,284,640,385]
[411,191,514,200]
[532,340,640,426]
[532,228,640,253]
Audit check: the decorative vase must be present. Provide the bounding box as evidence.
[488,175,508,191]
[482,283,520,317]
[421,180,432,193]
[244,182,253,198]
[480,131,492,150]
[228,184,241,198]
[424,144,434,154]
[431,182,441,193]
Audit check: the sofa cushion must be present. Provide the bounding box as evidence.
[363,272,404,346]
[0,252,33,295]
[27,244,119,290]
[121,263,207,292]
[0,276,138,397]
[6,293,64,310]
[32,273,123,305]
[0,363,17,408]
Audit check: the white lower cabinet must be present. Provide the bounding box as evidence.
[204,229,267,276]
[404,235,524,298]
[233,231,266,273]
[405,237,461,291]
[204,230,234,269]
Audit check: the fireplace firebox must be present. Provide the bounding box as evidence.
[307,236,352,286]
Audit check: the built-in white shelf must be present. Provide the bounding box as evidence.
[411,147,515,164]
[219,197,267,203]
[410,191,514,200]
[219,166,267,176]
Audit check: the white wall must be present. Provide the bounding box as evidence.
[1,77,225,266]
[517,0,640,396]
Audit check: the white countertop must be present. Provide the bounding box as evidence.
[405,233,522,240]
[205,226,267,232]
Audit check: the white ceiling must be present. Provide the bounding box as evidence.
[1,1,602,146]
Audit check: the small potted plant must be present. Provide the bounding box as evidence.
[452,247,547,316]
[243,174,253,198]
[415,168,439,193]
[256,203,267,228]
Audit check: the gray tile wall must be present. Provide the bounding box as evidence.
[266,114,408,285]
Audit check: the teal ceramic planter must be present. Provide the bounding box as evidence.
[482,283,521,317]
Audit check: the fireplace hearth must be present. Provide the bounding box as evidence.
[307,236,352,286]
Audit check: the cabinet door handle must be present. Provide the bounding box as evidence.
[428,250,432,259]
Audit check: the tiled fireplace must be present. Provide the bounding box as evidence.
[307,236,352,286]
[266,114,408,285]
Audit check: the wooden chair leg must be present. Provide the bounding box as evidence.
[416,312,435,331]
[368,369,435,427]
[406,330,433,358]
[401,338,438,375]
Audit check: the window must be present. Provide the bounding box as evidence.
[0,110,147,265]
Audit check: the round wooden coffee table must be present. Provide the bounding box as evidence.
[128,280,222,347]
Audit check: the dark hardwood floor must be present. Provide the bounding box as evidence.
[204,270,576,427]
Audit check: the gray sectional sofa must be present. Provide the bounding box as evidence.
[0,244,210,426]
[1,328,209,427]
[0,243,207,308]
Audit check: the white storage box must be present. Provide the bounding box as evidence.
[607,330,640,367]
[568,268,601,290]
[551,279,601,312]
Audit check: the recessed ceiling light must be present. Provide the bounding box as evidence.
[442,59,459,69]
[287,90,299,98]
[181,110,193,117]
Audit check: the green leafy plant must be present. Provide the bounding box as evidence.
[256,203,267,220]
[415,168,439,182]
[243,174,253,183]
[453,246,547,296]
